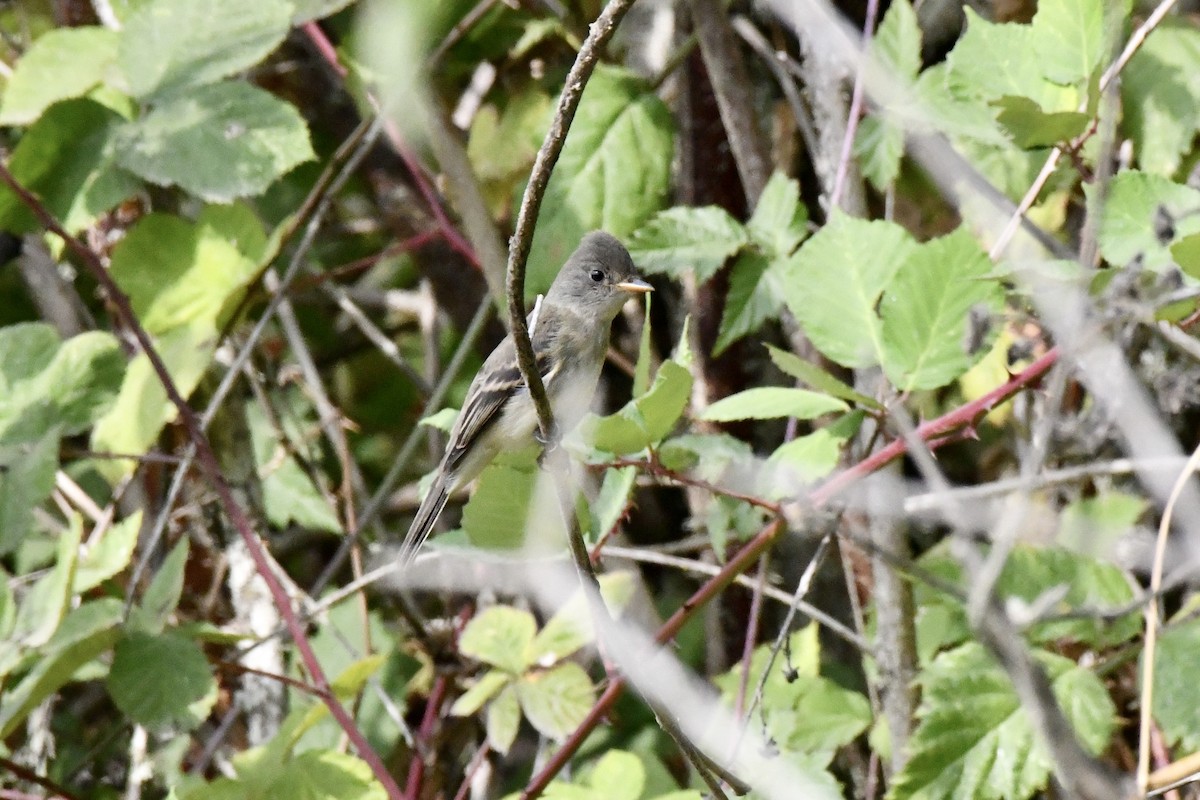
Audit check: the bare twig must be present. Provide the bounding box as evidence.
[829,0,878,209]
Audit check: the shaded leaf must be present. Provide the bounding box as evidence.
[714,250,786,355]
[993,95,1089,149]
[108,629,216,729]
[487,684,521,755]
[0,27,119,125]
[0,599,124,737]
[118,0,292,98]
[117,81,314,202]
[0,100,138,235]
[1091,171,1200,271]
[765,344,882,409]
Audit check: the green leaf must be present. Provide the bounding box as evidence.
[1058,491,1147,561]
[1172,233,1200,279]
[461,451,565,552]
[418,407,459,432]
[117,0,292,98]
[784,214,916,368]
[583,360,692,455]
[703,387,847,423]
[747,171,808,258]
[0,599,124,738]
[486,684,521,755]
[0,324,124,444]
[1150,615,1200,754]
[450,669,511,717]
[992,95,1090,149]
[945,10,1048,103]
[716,625,868,761]
[587,466,636,544]
[139,537,189,631]
[627,206,748,282]
[247,403,342,534]
[108,629,216,729]
[587,751,644,800]
[880,227,1004,391]
[460,606,537,674]
[516,661,596,740]
[769,425,852,485]
[108,213,260,335]
[854,114,906,191]
[291,0,357,23]
[526,66,674,294]
[0,99,139,235]
[249,749,387,800]
[90,326,217,480]
[92,211,262,474]
[714,250,786,355]
[0,27,119,125]
[1091,170,1200,270]
[1031,0,1108,86]
[10,514,82,649]
[913,545,1142,657]
[0,430,59,556]
[765,344,882,409]
[890,643,1115,800]
[871,0,921,80]
[1121,22,1200,176]
[658,433,755,483]
[116,81,315,202]
[75,511,143,592]
[528,572,636,665]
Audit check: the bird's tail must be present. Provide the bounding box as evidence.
[397,475,450,569]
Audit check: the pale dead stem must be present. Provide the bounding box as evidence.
[1139,441,1200,792]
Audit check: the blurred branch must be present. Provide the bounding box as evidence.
[830,0,878,210]
[0,160,406,800]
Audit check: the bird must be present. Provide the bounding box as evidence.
[397,231,652,567]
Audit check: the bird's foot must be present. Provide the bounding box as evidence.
[535,422,561,467]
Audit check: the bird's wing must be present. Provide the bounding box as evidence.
[441,314,560,475]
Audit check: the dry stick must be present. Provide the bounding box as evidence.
[522,345,1058,798]
[0,169,404,800]
[1138,441,1200,792]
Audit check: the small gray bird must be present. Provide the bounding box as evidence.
[397,231,652,567]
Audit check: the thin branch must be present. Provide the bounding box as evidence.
[0,165,404,800]
[1138,440,1200,792]
[829,0,878,209]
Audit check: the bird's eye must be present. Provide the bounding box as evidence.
[589,269,605,283]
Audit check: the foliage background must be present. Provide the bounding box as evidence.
[2,0,1200,798]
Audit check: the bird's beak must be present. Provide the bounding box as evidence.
[616,278,653,294]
